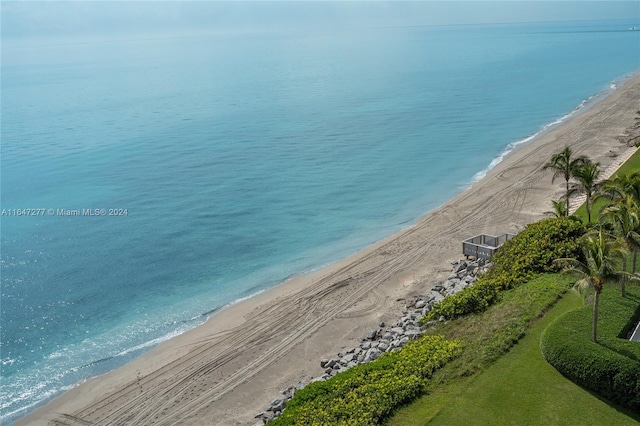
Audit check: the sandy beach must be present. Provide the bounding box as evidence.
[18,74,640,426]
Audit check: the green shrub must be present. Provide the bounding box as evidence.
[424,218,586,321]
[272,335,462,425]
[540,286,640,412]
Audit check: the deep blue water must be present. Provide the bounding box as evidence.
[2,20,639,421]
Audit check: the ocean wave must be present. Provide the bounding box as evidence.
[470,78,622,184]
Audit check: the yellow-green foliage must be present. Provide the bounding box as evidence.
[273,335,462,425]
[424,217,586,321]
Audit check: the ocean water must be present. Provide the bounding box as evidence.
[2,19,639,421]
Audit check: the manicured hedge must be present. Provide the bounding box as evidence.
[540,286,640,412]
[423,217,586,321]
[272,335,462,425]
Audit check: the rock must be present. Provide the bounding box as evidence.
[346,347,355,354]
[429,292,444,304]
[378,342,389,351]
[270,398,281,406]
[439,315,446,322]
[281,387,293,398]
[360,341,371,350]
[422,320,437,327]
[325,359,336,368]
[325,367,333,374]
[390,327,405,335]
[366,347,381,359]
[267,399,287,412]
[310,377,325,383]
[320,359,329,368]
[415,300,426,309]
[379,321,385,328]
[365,330,378,340]
[342,353,356,363]
[263,412,276,422]
[455,261,467,273]
[271,399,286,412]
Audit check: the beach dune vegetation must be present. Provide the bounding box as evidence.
[272,335,462,425]
[422,217,586,322]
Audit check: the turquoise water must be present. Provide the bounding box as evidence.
[2,20,639,421]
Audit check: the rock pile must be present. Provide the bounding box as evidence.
[254,257,490,424]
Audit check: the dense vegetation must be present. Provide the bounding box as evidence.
[272,335,462,425]
[423,217,586,322]
[541,286,640,411]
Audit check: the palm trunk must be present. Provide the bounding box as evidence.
[633,247,638,274]
[586,194,591,223]
[566,179,571,208]
[593,290,599,343]
[622,257,627,298]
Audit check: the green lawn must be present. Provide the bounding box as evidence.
[388,289,640,426]
[573,147,640,223]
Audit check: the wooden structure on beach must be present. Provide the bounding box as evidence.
[462,233,515,260]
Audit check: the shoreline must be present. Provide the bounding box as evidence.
[17,74,640,426]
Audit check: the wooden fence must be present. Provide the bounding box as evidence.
[462,233,515,260]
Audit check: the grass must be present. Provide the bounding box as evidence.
[573,147,640,223]
[541,285,640,411]
[387,276,640,426]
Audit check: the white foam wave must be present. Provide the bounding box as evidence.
[470,79,620,184]
[113,326,191,358]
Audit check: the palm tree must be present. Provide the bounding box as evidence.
[544,147,587,208]
[572,160,601,223]
[555,230,628,343]
[545,199,569,218]
[599,171,640,206]
[599,197,640,295]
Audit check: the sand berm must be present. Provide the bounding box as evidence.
[19,74,640,426]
